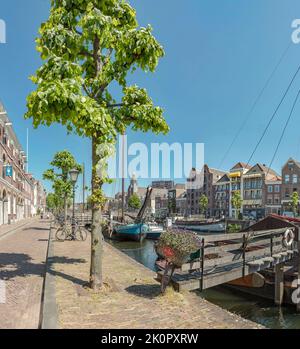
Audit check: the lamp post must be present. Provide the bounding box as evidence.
[69,168,79,239]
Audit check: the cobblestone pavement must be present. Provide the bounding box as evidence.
[0,218,50,329]
[52,236,263,329]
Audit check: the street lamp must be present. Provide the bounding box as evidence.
[69,168,79,239]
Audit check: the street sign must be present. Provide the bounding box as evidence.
[5,165,12,177]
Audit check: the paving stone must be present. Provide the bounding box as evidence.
[0,218,49,329]
[50,235,264,329]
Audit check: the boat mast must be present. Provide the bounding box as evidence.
[121,132,125,222]
[82,162,85,214]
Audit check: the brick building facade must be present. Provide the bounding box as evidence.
[0,102,46,224]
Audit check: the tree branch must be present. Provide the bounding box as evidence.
[80,49,93,58]
[107,103,124,108]
[83,84,92,97]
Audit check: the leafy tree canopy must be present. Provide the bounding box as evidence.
[25,0,169,144]
[199,194,208,213]
[231,190,242,210]
[128,193,141,210]
[43,150,82,199]
[25,0,169,290]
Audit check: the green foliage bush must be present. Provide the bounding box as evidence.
[227,224,242,234]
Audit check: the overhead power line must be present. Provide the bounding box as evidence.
[245,61,300,168]
[218,42,292,168]
[266,89,300,178]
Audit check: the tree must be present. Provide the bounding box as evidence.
[231,190,242,219]
[46,192,63,213]
[43,150,82,220]
[291,191,299,217]
[128,193,141,210]
[199,194,208,217]
[25,1,169,290]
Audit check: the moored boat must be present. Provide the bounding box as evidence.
[174,223,225,233]
[146,224,164,240]
[114,223,149,242]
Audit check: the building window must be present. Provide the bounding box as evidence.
[267,185,273,193]
[293,174,298,184]
[285,174,290,183]
[274,185,280,193]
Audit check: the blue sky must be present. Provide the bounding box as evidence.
[0,0,300,199]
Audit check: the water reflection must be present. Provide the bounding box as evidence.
[108,239,159,272]
[106,238,300,329]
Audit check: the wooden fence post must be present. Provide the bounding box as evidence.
[275,263,284,306]
[297,241,300,312]
[200,238,205,292]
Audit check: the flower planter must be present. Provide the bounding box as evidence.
[155,229,201,267]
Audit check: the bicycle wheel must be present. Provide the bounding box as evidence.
[75,227,88,241]
[55,227,67,241]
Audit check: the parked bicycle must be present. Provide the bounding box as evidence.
[51,214,65,229]
[55,218,88,242]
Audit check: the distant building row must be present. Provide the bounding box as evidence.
[0,102,46,224]
[187,159,300,219]
[108,158,300,219]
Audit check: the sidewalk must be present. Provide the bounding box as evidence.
[0,218,50,328]
[0,217,38,240]
[49,235,263,329]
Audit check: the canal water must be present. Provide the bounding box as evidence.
[107,239,300,329]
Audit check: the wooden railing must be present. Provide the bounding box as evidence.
[73,213,92,226]
[157,227,298,293]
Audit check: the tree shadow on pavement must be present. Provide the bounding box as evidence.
[23,227,50,232]
[125,284,161,299]
[0,253,45,280]
[0,253,86,287]
[47,256,88,286]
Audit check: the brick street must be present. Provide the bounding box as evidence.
[0,218,50,329]
[52,235,263,329]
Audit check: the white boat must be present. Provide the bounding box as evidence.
[175,223,225,232]
[146,223,164,239]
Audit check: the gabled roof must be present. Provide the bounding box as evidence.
[230,162,252,171]
[244,163,281,181]
[216,174,230,184]
[282,157,300,170]
[210,168,227,176]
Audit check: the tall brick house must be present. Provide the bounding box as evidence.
[186,165,225,217]
[281,158,300,215]
[265,178,281,215]
[243,163,281,219]
[213,174,230,217]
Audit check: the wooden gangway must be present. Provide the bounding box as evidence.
[157,227,298,305]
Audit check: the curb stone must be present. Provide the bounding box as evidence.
[40,227,58,329]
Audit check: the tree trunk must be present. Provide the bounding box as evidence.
[90,136,103,290]
[64,195,67,223]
